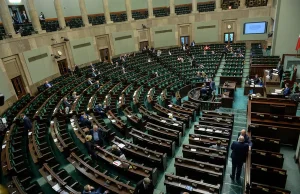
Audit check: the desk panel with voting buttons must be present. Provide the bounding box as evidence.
[251,136,280,152]
[251,163,287,188]
[174,157,223,185]
[198,117,233,129]
[182,144,227,166]
[112,136,167,170]
[251,149,284,168]
[68,152,135,194]
[95,146,158,185]
[164,174,220,194]
[146,122,182,145]
[194,124,231,138]
[250,182,291,194]
[202,110,234,120]
[168,103,196,122]
[189,134,229,149]
[130,129,176,156]
[182,100,200,116]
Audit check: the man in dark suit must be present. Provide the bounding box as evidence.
[237,129,252,148]
[89,125,104,147]
[45,81,52,88]
[133,178,154,194]
[21,114,32,132]
[21,11,28,23]
[283,83,291,97]
[231,136,249,181]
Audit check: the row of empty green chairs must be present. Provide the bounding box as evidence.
[175,6,191,15]
[153,8,169,17]
[198,2,215,12]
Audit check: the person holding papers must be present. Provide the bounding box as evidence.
[110,144,126,159]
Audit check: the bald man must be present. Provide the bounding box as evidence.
[237,129,252,148]
[230,136,249,181]
[133,178,154,194]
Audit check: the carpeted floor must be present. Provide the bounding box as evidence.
[154,88,300,194]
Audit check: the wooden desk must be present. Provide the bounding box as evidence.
[244,84,264,95]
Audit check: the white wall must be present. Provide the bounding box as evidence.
[272,0,300,57]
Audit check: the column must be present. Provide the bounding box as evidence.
[54,0,69,30]
[78,0,92,27]
[192,0,198,13]
[169,0,176,16]
[27,0,45,33]
[147,0,155,18]
[102,0,113,24]
[267,0,273,7]
[0,0,20,38]
[125,0,134,21]
[239,0,246,9]
[215,0,222,11]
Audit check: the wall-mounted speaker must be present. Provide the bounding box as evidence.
[0,93,4,106]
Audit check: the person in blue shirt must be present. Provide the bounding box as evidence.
[45,81,52,88]
[90,125,104,147]
[283,83,291,96]
[82,184,109,194]
[210,79,216,91]
[200,84,207,95]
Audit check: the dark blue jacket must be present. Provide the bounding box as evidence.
[200,88,207,95]
[210,81,216,91]
[283,87,291,96]
[231,141,248,163]
[237,133,252,147]
[23,116,32,131]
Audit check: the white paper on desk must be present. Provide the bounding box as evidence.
[127,115,132,118]
[60,191,68,194]
[194,138,200,140]
[173,123,179,126]
[54,138,58,143]
[28,132,32,136]
[1,118,6,124]
[111,119,116,123]
[191,149,196,152]
[168,104,173,107]
[118,143,125,148]
[71,124,75,127]
[73,128,78,131]
[215,130,222,133]
[88,116,93,120]
[250,85,255,87]
[70,119,74,122]
[113,160,122,166]
[161,120,166,123]
[52,184,61,191]
[108,116,112,119]
[46,175,52,181]
[2,144,6,149]
[271,93,278,95]
[255,85,262,87]
[275,89,282,93]
[206,129,213,132]
[198,128,205,131]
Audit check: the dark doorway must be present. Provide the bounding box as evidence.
[8,5,27,24]
[224,32,234,44]
[139,41,149,51]
[57,59,68,75]
[180,36,190,46]
[11,75,26,99]
[100,48,110,62]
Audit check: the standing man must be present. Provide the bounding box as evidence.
[133,178,154,194]
[21,10,28,23]
[230,136,249,182]
[21,114,32,132]
[90,125,104,147]
[237,129,252,149]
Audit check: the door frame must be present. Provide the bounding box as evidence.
[11,75,26,98]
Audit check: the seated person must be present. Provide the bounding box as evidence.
[257,77,263,86]
[83,184,109,194]
[45,81,52,88]
[168,113,176,121]
[133,178,154,194]
[85,135,99,159]
[95,81,100,89]
[92,70,97,77]
[200,84,207,96]
[283,83,291,96]
[196,71,203,81]
[94,103,106,118]
[253,74,259,84]
[110,144,126,159]
[90,125,104,147]
[88,78,93,85]
[71,92,79,101]
[63,97,72,108]
[210,140,226,150]
[80,112,92,128]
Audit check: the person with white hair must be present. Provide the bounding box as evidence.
[133,178,154,194]
[230,135,249,182]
